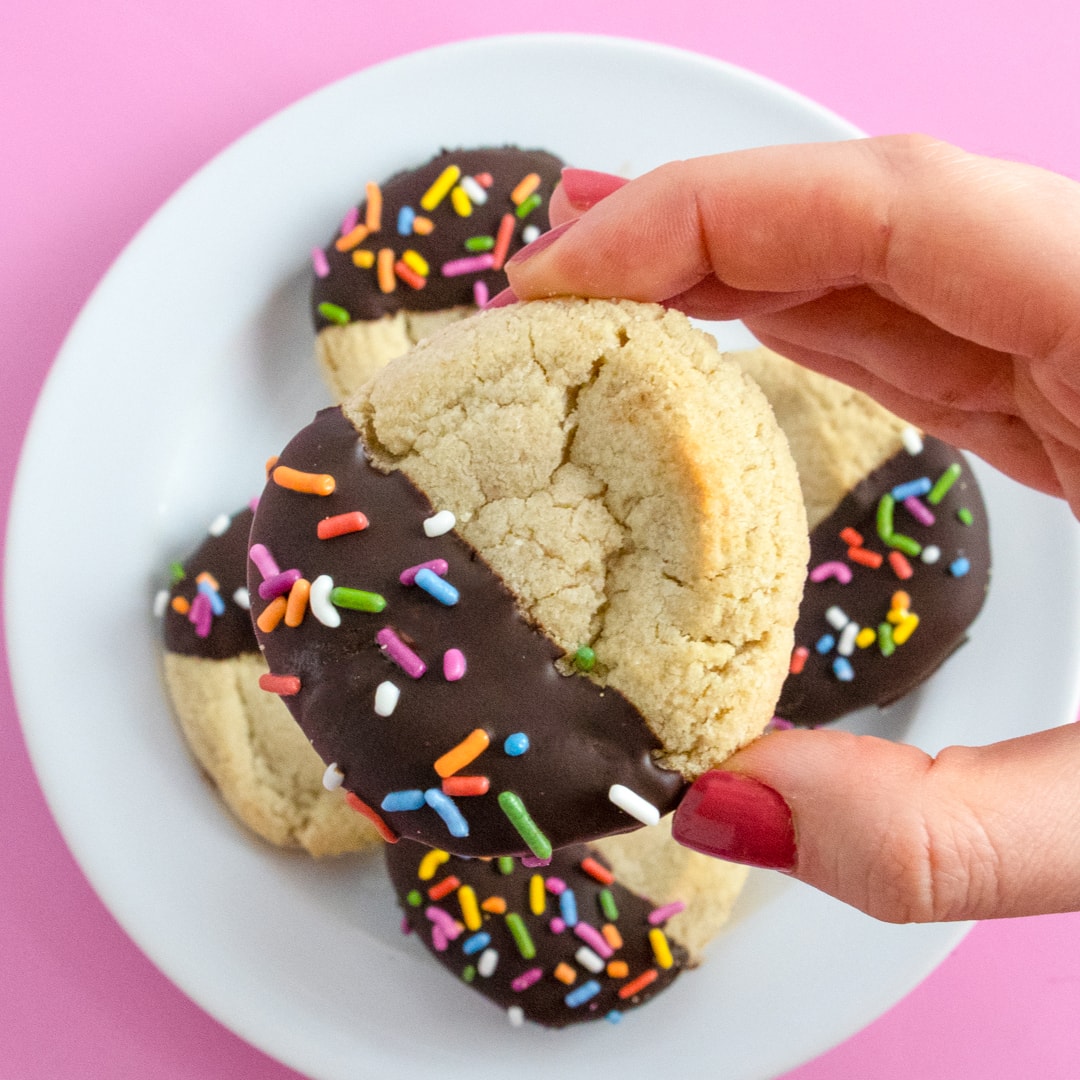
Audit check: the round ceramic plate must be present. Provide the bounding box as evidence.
[8,34,1080,1080]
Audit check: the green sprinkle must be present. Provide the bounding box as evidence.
[878,622,896,658]
[497,856,515,875]
[462,965,477,983]
[515,193,542,219]
[497,791,552,861]
[169,561,185,585]
[406,889,422,907]
[927,463,962,506]
[573,645,596,672]
[886,532,922,558]
[505,912,537,959]
[465,235,495,252]
[317,301,350,325]
[598,888,619,922]
[957,507,973,526]
[330,587,386,612]
[876,494,895,543]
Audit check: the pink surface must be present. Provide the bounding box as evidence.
[4,4,1080,1078]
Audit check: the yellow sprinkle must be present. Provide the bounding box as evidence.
[401,249,429,277]
[887,608,906,625]
[334,224,369,252]
[352,248,375,269]
[376,247,396,294]
[510,172,541,206]
[607,960,629,979]
[420,165,461,211]
[553,962,577,985]
[450,184,472,217]
[649,927,674,970]
[529,874,546,916]
[481,896,507,914]
[418,848,450,881]
[893,612,920,645]
[170,596,190,615]
[365,181,382,232]
[601,923,623,951]
[855,627,877,649]
[458,885,482,931]
[412,215,434,235]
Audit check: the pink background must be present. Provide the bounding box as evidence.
[4,3,1080,1077]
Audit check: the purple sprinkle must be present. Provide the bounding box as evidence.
[401,916,412,935]
[188,591,213,638]
[248,542,280,580]
[443,648,467,682]
[648,901,687,926]
[376,627,427,679]
[258,568,302,600]
[767,716,795,732]
[426,906,461,938]
[473,280,490,307]
[442,253,496,277]
[522,855,552,868]
[809,560,853,585]
[903,496,936,526]
[573,921,613,959]
[545,877,567,895]
[399,558,449,585]
[340,205,359,235]
[312,246,330,278]
[511,967,544,993]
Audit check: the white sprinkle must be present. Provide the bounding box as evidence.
[837,621,859,657]
[608,783,661,827]
[507,1005,525,1028]
[153,589,170,618]
[374,680,401,717]
[522,224,541,244]
[921,545,941,565]
[322,763,344,790]
[233,586,250,611]
[208,513,231,537]
[309,574,341,627]
[825,605,849,630]
[423,509,456,537]
[477,948,499,978]
[575,946,605,973]
[901,426,924,455]
[460,175,488,206]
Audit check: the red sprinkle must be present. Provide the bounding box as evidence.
[888,550,914,580]
[318,511,369,539]
[491,212,516,271]
[428,875,461,901]
[848,546,884,569]
[789,646,809,675]
[840,527,864,547]
[442,775,490,797]
[257,672,301,696]
[618,968,659,999]
[345,791,398,843]
[580,857,615,885]
[395,259,427,290]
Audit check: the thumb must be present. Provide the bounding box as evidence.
[671,724,1080,922]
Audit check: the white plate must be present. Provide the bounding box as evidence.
[8,34,1080,1080]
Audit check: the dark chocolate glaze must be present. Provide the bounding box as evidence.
[385,839,688,1027]
[249,407,686,857]
[777,439,990,725]
[310,147,564,327]
[163,507,257,660]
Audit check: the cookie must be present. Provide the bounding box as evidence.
[157,507,382,856]
[731,347,990,726]
[248,298,808,857]
[386,817,747,1028]
[311,147,563,401]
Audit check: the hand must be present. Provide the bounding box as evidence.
[503,136,1080,922]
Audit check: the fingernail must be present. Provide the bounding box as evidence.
[484,286,518,309]
[672,771,796,872]
[505,219,576,268]
[559,167,629,210]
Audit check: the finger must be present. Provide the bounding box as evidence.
[672,724,1080,922]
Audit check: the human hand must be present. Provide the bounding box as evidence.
[503,136,1080,921]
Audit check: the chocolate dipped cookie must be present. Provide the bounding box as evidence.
[248,299,808,857]
[158,507,381,856]
[311,147,563,401]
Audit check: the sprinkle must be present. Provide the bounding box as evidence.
[318,511,369,539]
[477,948,499,977]
[892,477,932,501]
[482,896,507,914]
[928,463,962,505]
[400,559,450,586]
[461,965,476,983]
[443,648,467,681]
[574,921,613,959]
[322,763,344,790]
[497,791,552,860]
[492,212,516,270]
[549,917,566,934]
[789,646,809,675]
[284,578,311,626]
[598,889,619,921]
[876,494,896,542]
[233,587,250,610]
[381,789,426,813]
[618,969,659,1000]
[825,605,849,630]
[522,225,541,244]
[352,249,375,269]
[460,175,488,205]
[423,509,456,537]
[340,206,359,234]
[273,465,335,496]
[506,918,537,962]
[648,928,675,969]
[832,656,855,682]
[903,496,936,526]
[425,788,469,837]
[248,542,280,580]
[855,627,877,649]
[312,247,330,277]
[331,586,387,612]
[205,513,231,539]
[957,507,974,526]
[450,184,472,217]
[601,923,623,950]
[473,280,489,307]
[376,627,427,678]
[515,193,542,219]
[840,527,864,547]
[510,172,542,206]
[153,589,170,618]
[458,885,482,931]
[887,532,922,557]
[768,716,795,731]
[441,253,495,277]
[554,962,577,985]
[950,556,971,577]
[420,164,462,211]
[188,593,213,637]
[395,259,426,290]
[607,960,629,979]
[258,568,301,601]
[465,235,495,252]
[809,560,853,585]
[374,680,400,717]
[559,888,578,927]
[545,877,567,895]
[428,876,461,902]
[503,732,529,756]
[309,574,341,627]
[475,172,493,188]
[376,248,395,293]
[648,900,686,926]
[608,784,660,827]
[258,672,300,696]
[434,729,490,777]
[462,930,490,955]
[815,633,836,654]
[507,1006,524,1027]
[901,426,924,455]
[418,848,450,881]
[412,215,434,235]
[406,890,422,908]
[580,857,614,885]
[921,545,941,564]
[573,645,596,671]
[837,622,859,655]
[197,578,225,616]
[344,791,398,842]
[887,551,913,580]
[364,181,382,231]
[566,981,602,1009]
[497,857,515,875]
[397,205,415,236]
[893,612,920,645]
[430,925,449,952]
[414,567,459,606]
[442,775,489,797]
[848,546,884,568]
[522,855,551,868]
[878,622,896,657]
[529,874,546,916]
[574,947,605,974]
[335,224,369,252]
[400,249,429,277]
[256,595,288,633]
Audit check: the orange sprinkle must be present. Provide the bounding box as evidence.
[317,511,369,540]
[195,570,219,591]
[284,578,310,627]
[434,729,490,778]
[553,962,577,985]
[848,546,883,569]
[607,960,630,979]
[345,791,398,843]
[618,968,659,1000]
[491,212,516,271]
[441,775,490,797]
[265,454,279,476]
[481,896,507,914]
[394,259,427,290]
[510,172,541,206]
[412,215,434,235]
[428,875,461,901]
[364,182,382,232]
[840,526,864,547]
[352,248,375,269]
[580,857,614,885]
[377,247,396,293]
[335,223,370,252]
[888,550,914,580]
[601,923,623,950]
[891,590,912,612]
[170,596,190,616]
[256,595,287,633]
[272,465,335,496]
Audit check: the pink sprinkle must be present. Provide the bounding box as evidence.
[809,560,853,585]
[903,496,936,526]
[511,968,544,992]
[401,916,412,935]
[648,901,686,926]
[189,591,213,638]
[431,924,449,952]
[573,922,613,959]
[399,558,449,586]
[545,877,567,895]
[549,917,567,934]
[426,906,461,938]
[248,542,280,580]
[312,247,330,278]
[441,253,496,277]
[258,568,302,600]
[443,648,467,682]
[522,855,551,868]
[376,627,427,678]
[768,716,795,731]
[473,280,490,307]
[340,205,359,235]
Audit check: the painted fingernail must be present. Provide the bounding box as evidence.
[483,286,518,309]
[505,219,576,268]
[672,771,796,872]
[559,167,629,210]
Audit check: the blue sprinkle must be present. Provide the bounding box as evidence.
[950,556,971,577]
[397,205,415,236]
[504,732,530,756]
[415,567,460,606]
[891,477,932,501]
[606,1010,624,1024]
[832,656,855,682]
[559,888,579,927]
[380,789,425,813]
[197,579,226,616]
[815,634,836,655]
[425,788,469,837]
[565,980,602,1008]
[462,931,491,956]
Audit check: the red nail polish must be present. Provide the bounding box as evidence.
[559,167,629,210]
[504,219,576,268]
[672,771,796,872]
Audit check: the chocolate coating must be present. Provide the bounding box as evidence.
[248,407,686,857]
[311,147,564,328]
[163,507,256,660]
[386,839,689,1027]
[777,439,990,725]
